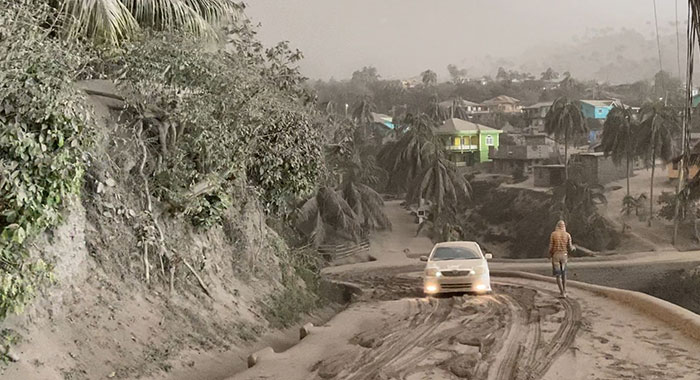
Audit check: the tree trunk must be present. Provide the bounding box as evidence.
[649,142,657,227]
[564,129,569,181]
[626,149,631,198]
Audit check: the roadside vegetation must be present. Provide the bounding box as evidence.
[0,0,329,324]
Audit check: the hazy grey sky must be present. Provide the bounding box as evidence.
[245,0,682,81]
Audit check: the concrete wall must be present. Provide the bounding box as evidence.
[570,154,629,185]
[534,166,565,187]
[492,159,526,175]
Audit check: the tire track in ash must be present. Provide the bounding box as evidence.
[340,297,455,380]
[322,270,581,380]
[487,292,532,380]
[495,281,582,379]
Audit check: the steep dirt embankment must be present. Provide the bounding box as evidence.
[0,88,329,380]
[462,180,620,258]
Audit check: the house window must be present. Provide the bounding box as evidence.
[462,136,470,145]
[485,135,494,146]
[454,137,461,146]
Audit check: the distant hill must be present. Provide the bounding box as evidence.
[461,28,693,84]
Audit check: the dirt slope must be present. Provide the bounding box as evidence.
[0,84,324,380]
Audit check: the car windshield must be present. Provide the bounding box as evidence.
[431,246,481,261]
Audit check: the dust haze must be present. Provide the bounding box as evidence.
[246,0,683,82]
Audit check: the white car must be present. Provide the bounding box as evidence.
[420,241,493,295]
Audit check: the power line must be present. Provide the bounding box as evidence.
[676,0,683,79]
[653,0,665,92]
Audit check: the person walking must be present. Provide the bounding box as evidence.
[549,220,574,298]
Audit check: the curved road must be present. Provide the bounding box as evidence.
[231,201,700,380]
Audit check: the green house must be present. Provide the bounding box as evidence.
[435,118,502,166]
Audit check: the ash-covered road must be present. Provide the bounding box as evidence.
[321,268,582,380]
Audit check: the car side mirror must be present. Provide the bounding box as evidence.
[484,253,493,260]
[419,256,428,262]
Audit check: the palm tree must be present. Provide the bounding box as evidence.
[51,0,241,45]
[299,123,391,246]
[637,103,679,226]
[351,97,376,140]
[421,70,437,86]
[297,187,361,247]
[544,97,587,180]
[378,113,436,191]
[339,154,391,232]
[601,104,637,200]
[407,152,471,217]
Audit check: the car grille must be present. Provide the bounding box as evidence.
[441,270,473,277]
[441,283,471,289]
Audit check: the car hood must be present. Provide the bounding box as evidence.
[427,259,487,271]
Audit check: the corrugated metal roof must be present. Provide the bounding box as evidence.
[435,118,499,134]
[483,95,520,105]
[523,101,553,109]
[438,99,481,108]
[580,100,615,108]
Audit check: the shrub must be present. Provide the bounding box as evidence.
[0,2,94,317]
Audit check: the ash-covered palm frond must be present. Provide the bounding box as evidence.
[544,97,587,140]
[601,105,636,165]
[407,156,471,215]
[545,97,587,179]
[637,103,679,164]
[295,186,362,247]
[379,113,437,191]
[340,180,391,231]
[55,0,242,45]
[316,187,361,238]
[636,102,680,225]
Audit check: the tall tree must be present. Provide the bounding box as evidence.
[351,97,376,140]
[601,104,637,200]
[421,69,438,86]
[378,113,436,191]
[407,154,471,217]
[447,64,467,84]
[541,67,559,81]
[544,97,587,179]
[51,0,241,45]
[297,187,361,247]
[351,66,380,84]
[637,103,679,226]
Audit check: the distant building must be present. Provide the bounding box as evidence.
[489,135,558,175]
[370,112,395,130]
[522,101,553,133]
[668,138,700,181]
[569,152,630,186]
[438,99,485,115]
[483,95,522,113]
[435,118,503,166]
[580,100,616,119]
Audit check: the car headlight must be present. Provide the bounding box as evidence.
[425,268,442,277]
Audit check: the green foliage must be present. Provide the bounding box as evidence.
[658,191,690,221]
[51,0,242,45]
[621,194,647,216]
[107,29,322,220]
[262,246,323,328]
[0,2,93,318]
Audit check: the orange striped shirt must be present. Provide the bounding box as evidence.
[549,230,572,256]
